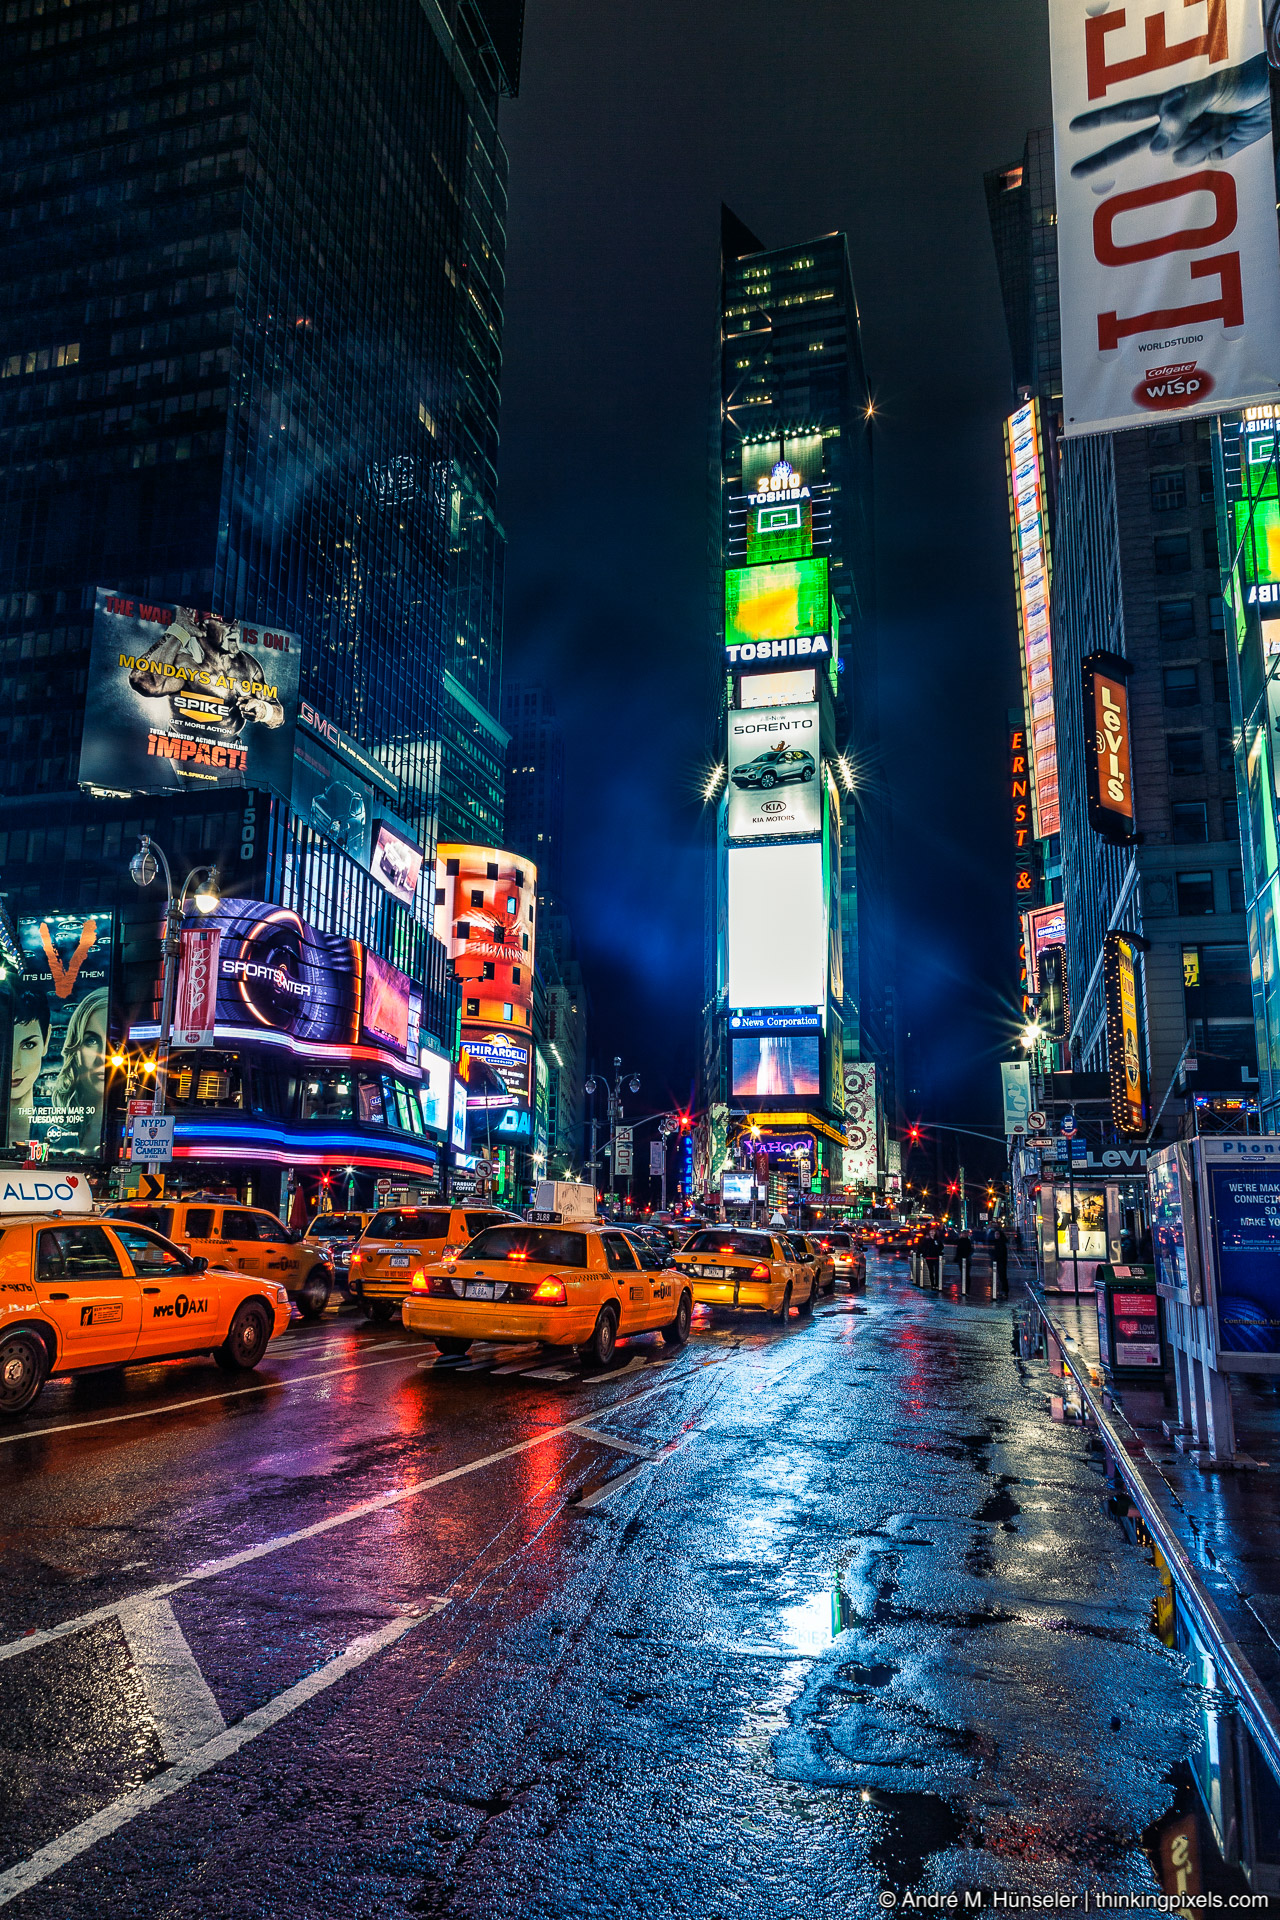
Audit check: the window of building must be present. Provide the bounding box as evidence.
[1163,665,1199,707]
[1151,470,1186,511]
[1209,597,1226,636]
[1198,464,1215,504]
[1229,869,1246,912]
[1183,941,1256,1069]
[1212,659,1229,703]
[1167,733,1204,775]
[1149,424,1183,448]
[1158,599,1196,645]
[1203,525,1220,569]
[1218,727,1235,772]
[1154,533,1192,574]
[1224,794,1239,843]
[1172,802,1208,843]
[481,961,495,980]
[465,997,480,1017]
[299,1072,355,1122]
[1177,871,1216,915]
[469,888,485,909]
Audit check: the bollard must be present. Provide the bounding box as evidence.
[960,1255,970,1297]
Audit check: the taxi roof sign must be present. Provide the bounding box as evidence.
[0,1172,94,1215]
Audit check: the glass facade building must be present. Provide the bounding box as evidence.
[0,0,523,1201]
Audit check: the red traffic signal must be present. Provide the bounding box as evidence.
[947,1181,958,1195]
[907,1125,922,1143]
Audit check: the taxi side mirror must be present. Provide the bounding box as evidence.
[191,1255,209,1273]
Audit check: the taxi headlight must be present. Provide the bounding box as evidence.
[532,1276,567,1305]
[274,1285,289,1305]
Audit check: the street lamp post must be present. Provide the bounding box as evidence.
[129,835,219,1120]
[584,1056,640,1211]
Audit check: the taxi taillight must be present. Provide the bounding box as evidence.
[411,1268,428,1290]
[532,1276,567,1305]
[749,1263,770,1279]
[350,1250,363,1265]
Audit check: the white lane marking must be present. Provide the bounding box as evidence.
[575,1429,656,1461]
[0,1362,725,1667]
[0,1606,435,1908]
[521,1366,575,1380]
[0,1346,414,1449]
[573,1460,649,1510]
[116,1598,226,1763]
[581,1353,655,1385]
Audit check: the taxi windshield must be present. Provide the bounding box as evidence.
[463,1227,590,1267]
[367,1210,451,1240]
[683,1230,774,1257]
[309,1215,366,1238]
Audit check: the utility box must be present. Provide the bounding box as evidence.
[530,1181,596,1224]
[1094,1263,1164,1384]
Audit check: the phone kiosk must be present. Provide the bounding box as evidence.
[1148,1137,1280,1464]
[1037,1176,1125,1292]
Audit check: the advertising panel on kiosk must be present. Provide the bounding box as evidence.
[8,911,114,1160]
[1193,1137,1280,1368]
[79,591,300,796]
[434,846,537,1118]
[1148,1140,1203,1304]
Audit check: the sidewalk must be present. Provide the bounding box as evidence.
[1027,1258,1280,1772]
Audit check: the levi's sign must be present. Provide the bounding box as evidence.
[1050,0,1280,436]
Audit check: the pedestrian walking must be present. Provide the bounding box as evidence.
[992,1225,1009,1298]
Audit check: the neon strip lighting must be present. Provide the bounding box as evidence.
[169,1119,438,1174]
[127,1022,420,1079]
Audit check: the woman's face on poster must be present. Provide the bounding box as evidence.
[70,1016,107,1103]
[10,1018,47,1107]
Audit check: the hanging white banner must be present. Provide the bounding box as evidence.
[1051,0,1280,436]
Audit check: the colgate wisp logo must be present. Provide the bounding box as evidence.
[1132,361,1215,413]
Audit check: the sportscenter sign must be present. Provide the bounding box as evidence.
[1051,0,1280,437]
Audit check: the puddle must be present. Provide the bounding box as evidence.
[863,1788,968,1892]
[771,1590,844,1656]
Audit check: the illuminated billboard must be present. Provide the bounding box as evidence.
[9,911,113,1161]
[372,822,424,908]
[79,591,299,798]
[727,704,820,839]
[727,844,826,1010]
[361,952,411,1055]
[842,1062,877,1187]
[418,1044,452,1134]
[1082,651,1135,842]
[1232,420,1280,607]
[725,559,828,652]
[1105,931,1147,1136]
[434,844,537,1106]
[744,459,813,565]
[1022,902,1067,994]
[731,1036,820,1098]
[291,728,373,870]
[739,668,815,709]
[1004,403,1060,838]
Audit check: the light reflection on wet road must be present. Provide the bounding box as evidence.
[0,1264,1230,1914]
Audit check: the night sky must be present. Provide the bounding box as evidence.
[497,2,1053,1171]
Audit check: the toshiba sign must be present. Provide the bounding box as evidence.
[1083,651,1136,843]
[1050,0,1280,436]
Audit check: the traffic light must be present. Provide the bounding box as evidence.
[907,1125,922,1144]
[947,1181,958,1196]
[678,1110,691,1133]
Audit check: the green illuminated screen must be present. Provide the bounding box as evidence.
[746,497,813,565]
[725,558,829,648]
[1234,432,1280,588]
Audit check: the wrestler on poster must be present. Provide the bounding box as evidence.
[78,589,300,796]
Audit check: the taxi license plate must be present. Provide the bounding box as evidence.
[698,1265,729,1279]
[389,1255,410,1268]
[465,1280,495,1301]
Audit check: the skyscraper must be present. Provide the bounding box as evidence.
[501,681,566,899]
[702,209,889,1205]
[0,0,524,1203]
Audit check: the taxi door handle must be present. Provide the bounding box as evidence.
[142,1287,161,1295]
[48,1292,69,1300]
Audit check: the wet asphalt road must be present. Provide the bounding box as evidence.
[0,1261,1209,1915]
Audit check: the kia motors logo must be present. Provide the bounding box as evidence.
[760,801,785,814]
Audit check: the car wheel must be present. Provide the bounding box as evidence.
[297,1268,331,1322]
[759,771,777,789]
[798,1277,816,1317]
[215,1302,271,1374]
[801,766,814,781]
[0,1329,49,1414]
[435,1336,470,1356]
[662,1290,692,1347]
[585,1305,618,1368]
[773,1282,793,1324]
[366,1299,397,1324]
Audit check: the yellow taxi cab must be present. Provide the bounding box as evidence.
[400,1219,693,1367]
[673,1225,813,1320]
[0,1181,291,1415]
[103,1198,335,1319]
[304,1211,375,1289]
[350,1203,522,1322]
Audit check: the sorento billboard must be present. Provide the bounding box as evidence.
[9,911,114,1161]
[434,845,537,1108]
[727,704,820,838]
[727,844,826,1010]
[79,591,299,797]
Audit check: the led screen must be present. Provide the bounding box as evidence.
[450,1076,468,1152]
[721,1172,753,1203]
[418,1045,451,1134]
[746,495,812,566]
[291,731,373,869]
[724,559,828,649]
[10,911,114,1162]
[361,951,410,1055]
[731,1036,820,1098]
[727,844,826,1010]
[434,845,537,1106]
[727,704,820,839]
[372,820,425,909]
[739,669,815,710]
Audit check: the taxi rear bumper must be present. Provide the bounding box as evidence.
[401,1297,595,1348]
[679,1272,780,1311]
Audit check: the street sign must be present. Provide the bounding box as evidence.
[649,1140,664,1176]
[376,1178,392,1194]
[1028,1111,1045,1131]
[615,1145,633,1177]
[130,1114,175,1164]
[615,1126,633,1146]
[1060,1112,1077,1137]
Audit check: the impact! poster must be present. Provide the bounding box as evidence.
[78,591,300,795]
[9,911,114,1161]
